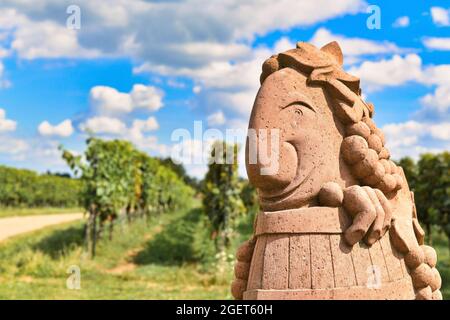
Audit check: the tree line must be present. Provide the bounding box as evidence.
[0,166,82,208]
[397,152,450,249]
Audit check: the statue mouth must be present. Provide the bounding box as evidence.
[258,143,315,204]
[259,166,315,204]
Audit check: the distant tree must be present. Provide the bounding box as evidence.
[416,153,449,245]
[45,171,72,179]
[414,154,438,244]
[0,166,81,208]
[396,153,449,250]
[240,179,259,212]
[428,152,450,251]
[396,157,418,191]
[158,157,200,191]
[202,141,245,252]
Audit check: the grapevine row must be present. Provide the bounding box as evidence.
[62,138,194,257]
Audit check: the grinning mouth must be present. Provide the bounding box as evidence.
[259,165,315,203]
[258,141,315,203]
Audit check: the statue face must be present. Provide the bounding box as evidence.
[246,67,343,211]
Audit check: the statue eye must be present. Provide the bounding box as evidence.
[283,101,315,115]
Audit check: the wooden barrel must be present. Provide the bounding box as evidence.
[243,207,415,300]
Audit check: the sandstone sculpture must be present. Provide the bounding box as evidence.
[231,41,442,300]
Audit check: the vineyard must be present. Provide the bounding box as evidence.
[0,138,256,299]
[61,138,195,257]
[0,140,448,299]
[0,166,82,208]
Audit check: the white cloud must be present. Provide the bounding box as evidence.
[0,138,74,170]
[90,84,164,115]
[383,121,450,145]
[12,22,101,59]
[0,1,365,67]
[420,64,450,87]
[0,8,100,59]
[38,119,74,137]
[310,28,405,60]
[423,37,450,51]
[135,41,273,118]
[174,42,251,61]
[90,86,133,114]
[193,86,202,94]
[79,115,165,154]
[128,116,159,141]
[429,122,450,140]
[135,28,413,134]
[166,79,186,89]
[130,84,164,112]
[393,16,410,28]
[207,111,226,126]
[0,108,16,132]
[383,121,424,148]
[431,7,450,26]
[0,48,10,58]
[0,1,366,144]
[348,55,450,117]
[0,137,28,156]
[420,86,450,114]
[349,54,422,92]
[80,116,127,135]
[382,120,450,159]
[418,64,450,117]
[0,61,11,88]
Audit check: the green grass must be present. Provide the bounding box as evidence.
[430,228,450,299]
[0,207,83,218]
[1,203,448,300]
[0,204,241,299]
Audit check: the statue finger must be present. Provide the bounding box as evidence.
[344,208,377,245]
[343,185,374,217]
[343,185,377,245]
[374,188,392,234]
[362,186,385,245]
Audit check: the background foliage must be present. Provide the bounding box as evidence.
[61,138,194,257]
[202,141,246,253]
[397,152,450,247]
[0,166,82,208]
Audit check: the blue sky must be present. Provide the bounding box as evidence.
[0,0,450,178]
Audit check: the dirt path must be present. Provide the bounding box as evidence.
[0,213,84,242]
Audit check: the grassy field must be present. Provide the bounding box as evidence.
[0,204,448,299]
[0,203,255,299]
[0,207,83,218]
[429,229,450,299]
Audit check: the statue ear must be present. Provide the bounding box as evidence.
[321,41,343,66]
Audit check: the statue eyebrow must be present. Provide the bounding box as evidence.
[282,100,316,113]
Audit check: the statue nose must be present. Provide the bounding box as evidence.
[245,136,297,191]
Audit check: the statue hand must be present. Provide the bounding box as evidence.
[319,182,391,246]
[342,185,392,246]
